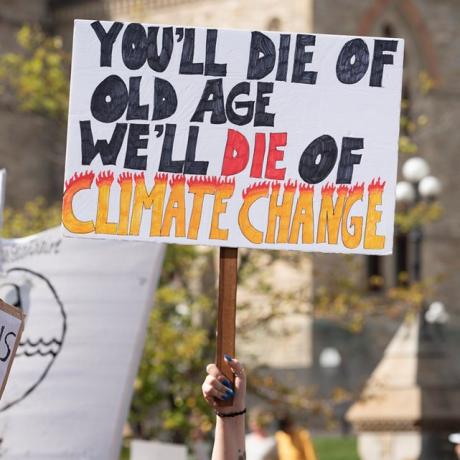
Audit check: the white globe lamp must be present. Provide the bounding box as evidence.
[402,157,430,183]
[419,175,442,199]
[395,181,416,204]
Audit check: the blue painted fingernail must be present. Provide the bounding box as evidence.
[223,389,234,400]
[223,379,232,389]
[224,354,233,362]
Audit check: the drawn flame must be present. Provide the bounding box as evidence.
[242,181,271,199]
[117,172,133,186]
[64,171,95,191]
[368,177,386,193]
[216,176,236,189]
[169,174,186,187]
[337,185,349,196]
[321,183,336,196]
[154,172,169,184]
[188,176,219,188]
[134,172,145,184]
[284,179,297,192]
[349,182,365,196]
[96,170,115,187]
[271,181,281,192]
[298,183,314,193]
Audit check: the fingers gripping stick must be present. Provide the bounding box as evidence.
[216,247,238,407]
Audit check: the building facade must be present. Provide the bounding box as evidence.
[0,0,459,445]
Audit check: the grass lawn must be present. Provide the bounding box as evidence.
[120,446,130,460]
[313,436,359,460]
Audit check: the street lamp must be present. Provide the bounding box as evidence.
[395,159,450,459]
[395,156,442,282]
[319,347,342,369]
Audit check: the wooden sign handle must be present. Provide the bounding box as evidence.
[216,247,238,407]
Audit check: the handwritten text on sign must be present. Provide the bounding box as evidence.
[63,21,404,254]
[0,299,24,399]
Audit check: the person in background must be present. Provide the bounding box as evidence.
[275,414,317,460]
[449,433,460,459]
[246,407,278,460]
[202,354,246,460]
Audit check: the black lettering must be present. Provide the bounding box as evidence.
[205,29,227,77]
[91,75,128,123]
[122,23,148,70]
[276,34,291,81]
[184,126,209,175]
[336,39,369,84]
[0,331,16,362]
[191,78,226,124]
[152,78,178,120]
[80,121,127,165]
[127,77,148,120]
[247,32,276,80]
[159,124,184,173]
[292,34,317,85]
[298,135,338,184]
[147,26,174,72]
[255,82,275,127]
[337,137,364,183]
[91,21,123,67]
[179,29,204,75]
[370,39,398,87]
[226,82,254,126]
[124,124,149,170]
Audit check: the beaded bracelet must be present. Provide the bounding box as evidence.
[216,408,247,418]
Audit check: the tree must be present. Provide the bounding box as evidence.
[0,25,69,122]
[129,244,217,443]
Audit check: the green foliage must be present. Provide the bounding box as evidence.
[0,25,69,121]
[313,436,359,460]
[395,201,443,234]
[1,198,61,237]
[129,244,217,443]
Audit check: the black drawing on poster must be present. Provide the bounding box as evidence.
[0,268,67,412]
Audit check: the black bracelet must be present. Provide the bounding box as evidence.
[216,408,246,418]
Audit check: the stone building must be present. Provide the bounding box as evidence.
[311,0,460,428]
[0,0,459,444]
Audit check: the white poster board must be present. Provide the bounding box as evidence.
[0,227,164,460]
[0,299,24,399]
[131,440,187,460]
[63,21,404,254]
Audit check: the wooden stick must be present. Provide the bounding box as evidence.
[216,247,238,407]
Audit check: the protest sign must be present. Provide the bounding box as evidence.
[63,20,404,255]
[0,227,164,459]
[131,440,187,460]
[0,299,24,399]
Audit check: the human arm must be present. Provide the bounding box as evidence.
[202,355,246,460]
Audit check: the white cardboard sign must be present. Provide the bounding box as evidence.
[0,227,164,460]
[63,20,404,254]
[0,299,24,399]
[131,440,187,460]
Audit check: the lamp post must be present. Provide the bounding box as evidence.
[395,157,442,285]
[396,158,452,460]
[348,158,458,460]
